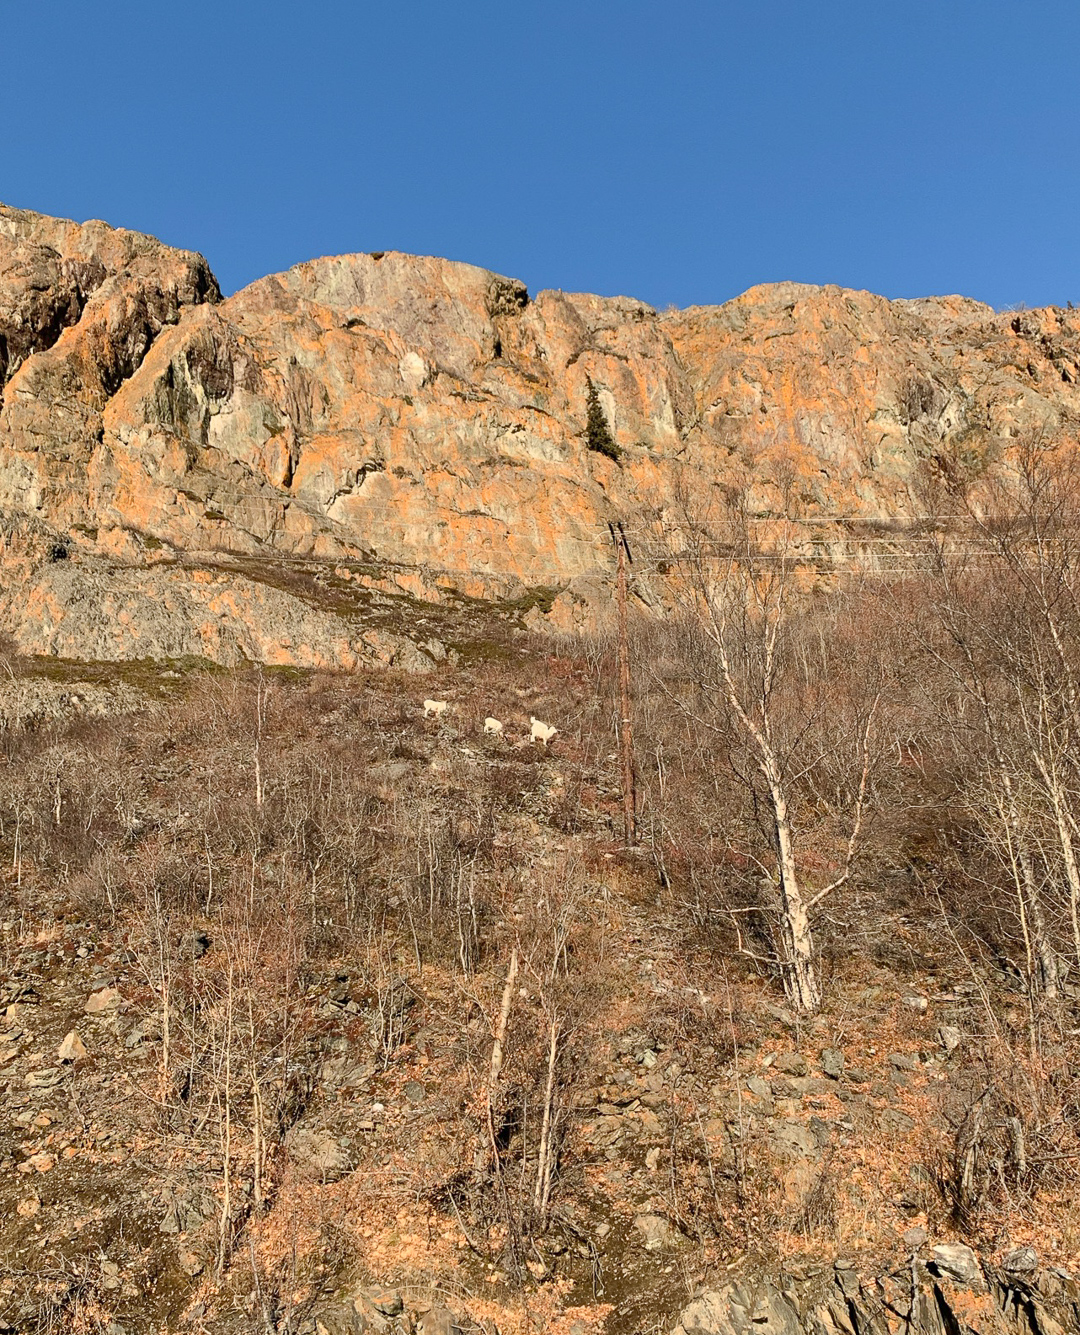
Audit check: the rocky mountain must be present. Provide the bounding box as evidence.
[2,202,1080,666]
[6,202,1080,1335]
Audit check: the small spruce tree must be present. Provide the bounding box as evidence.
[584,378,621,462]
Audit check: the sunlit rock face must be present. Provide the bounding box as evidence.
[3,202,1079,664]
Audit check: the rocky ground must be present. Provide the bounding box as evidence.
[1,648,1077,1334]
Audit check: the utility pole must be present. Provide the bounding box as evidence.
[609,521,638,846]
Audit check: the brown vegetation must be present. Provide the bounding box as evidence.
[3,448,1080,1331]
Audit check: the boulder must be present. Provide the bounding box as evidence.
[772,1052,808,1077]
[929,1242,983,1287]
[179,929,210,960]
[57,1031,88,1063]
[286,1127,353,1180]
[770,1121,820,1160]
[635,1213,683,1251]
[1002,1246,1038,1277]
[84,987,121,1015]
[416,1307,458,1335]
[364,1287,404,1317]
[938,1025,964,1056]
[819,1048,844,1079]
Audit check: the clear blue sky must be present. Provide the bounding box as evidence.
[2,1,1078,309]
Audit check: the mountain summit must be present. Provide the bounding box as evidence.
[2,203,1078,665]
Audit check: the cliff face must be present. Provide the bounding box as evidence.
[2,203,1080,665]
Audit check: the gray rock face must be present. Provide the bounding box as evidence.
[0,675,146,730]
[0,553,440,672]
[675,1281,802,1335]
[671,1253,1080,1335]
[0,204,217,524]
[0,204,218,407]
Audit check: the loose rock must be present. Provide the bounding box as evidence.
[57,1030,88,1063]
[635,1213,682,1251]
[85,987,121,1015]
[930,1242,983,1287]
[820,1048,844,1079]
[773,1051,808,1077]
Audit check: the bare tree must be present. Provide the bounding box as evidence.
[654,486,878,1013]
[917,438,1080,999]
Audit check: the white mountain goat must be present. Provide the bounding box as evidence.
[423,699,449,719]
[530,716,557,746]
[483,717,504,736]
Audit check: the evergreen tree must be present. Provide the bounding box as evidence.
[584,378,621,462]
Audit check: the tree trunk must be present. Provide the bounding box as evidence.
[764,766,821,1014]
[1031,752,1080,974]
[995,760,1058,998]
[1021,846,1059,998]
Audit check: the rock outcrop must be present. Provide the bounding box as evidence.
[0,674,147,732]
[672,1248,1080,1335]
[3,202,1080,665]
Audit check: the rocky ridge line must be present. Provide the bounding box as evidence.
[2,203,1079,666]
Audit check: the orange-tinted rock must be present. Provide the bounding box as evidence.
[2,204,1079,665]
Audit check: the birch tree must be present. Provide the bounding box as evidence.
[666,494,878,1014]
[921,439,1080,996]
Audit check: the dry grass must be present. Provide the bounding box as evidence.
[2,594,1080,1331]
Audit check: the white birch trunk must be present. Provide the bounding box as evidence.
[764,766,821,1013]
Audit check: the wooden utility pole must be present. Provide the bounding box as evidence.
[609,521,638,846]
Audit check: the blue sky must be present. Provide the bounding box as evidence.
[2,1,1077,309]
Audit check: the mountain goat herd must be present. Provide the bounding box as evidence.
[422,701,557,746]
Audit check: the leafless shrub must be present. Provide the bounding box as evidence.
[790,1152,840,1239]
